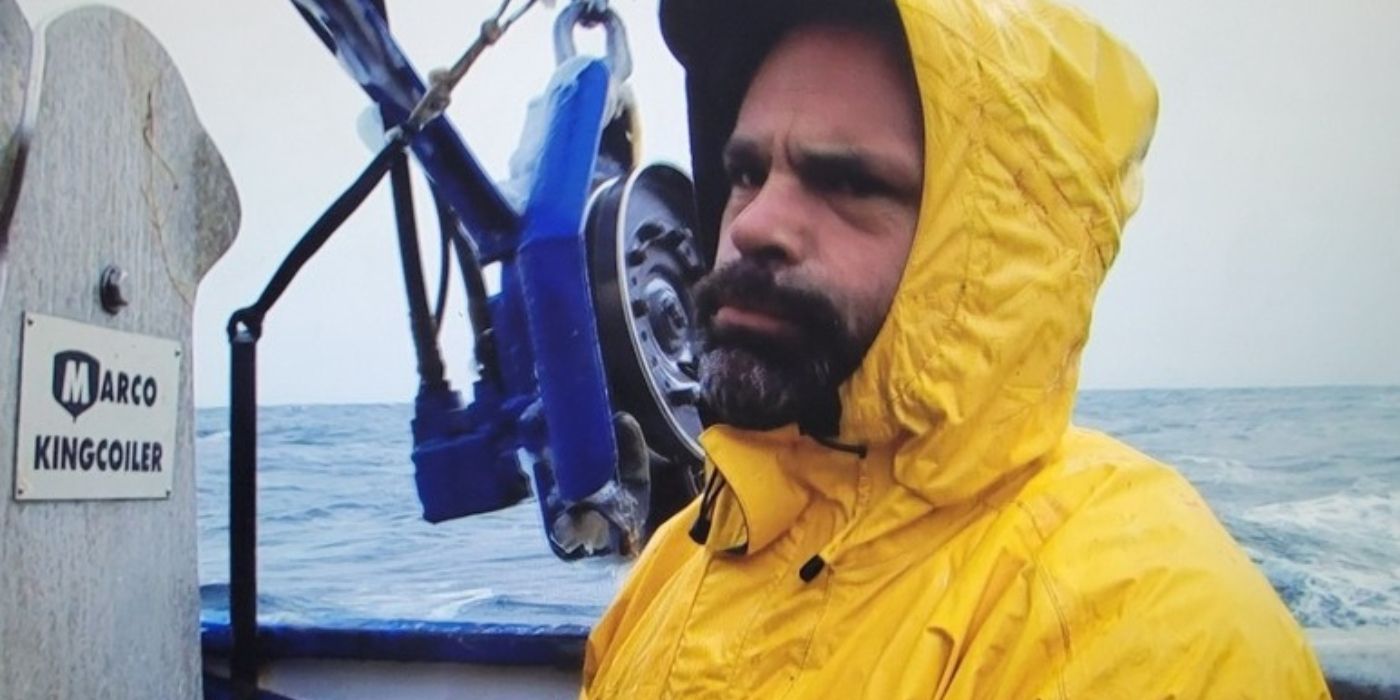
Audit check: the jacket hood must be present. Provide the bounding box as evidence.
[588,15,1329,691]
[664,0,1157,512]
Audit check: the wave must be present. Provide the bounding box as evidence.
[1171,454,1260,484]
[1243,489,1398,536]
[197,428,230,442]
[1237,488,1400,628]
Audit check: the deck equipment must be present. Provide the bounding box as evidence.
[224,1,707,695]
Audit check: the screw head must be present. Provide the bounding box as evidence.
[99,265,128,315]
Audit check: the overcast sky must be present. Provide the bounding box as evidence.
[15,0,1400,406]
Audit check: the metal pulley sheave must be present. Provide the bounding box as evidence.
[586,163,708,526]
[558,3,709,528]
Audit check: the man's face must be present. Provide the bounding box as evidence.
[693,24,923,431]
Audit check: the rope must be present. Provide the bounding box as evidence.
[403,0,542,132]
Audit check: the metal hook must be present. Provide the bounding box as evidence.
[553,5,632,83]
[575,0,610,25]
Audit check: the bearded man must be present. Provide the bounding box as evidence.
[583,0,1330,697]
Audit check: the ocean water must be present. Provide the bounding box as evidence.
[196,387,1400,639]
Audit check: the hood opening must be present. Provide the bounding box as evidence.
[664,0,1159,530]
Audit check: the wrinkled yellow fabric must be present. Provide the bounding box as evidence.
[582,0,1330,697]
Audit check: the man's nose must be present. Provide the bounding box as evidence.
[719,176,809,268]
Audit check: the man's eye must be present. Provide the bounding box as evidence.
[812,170,886,198]
[726,164,765,190]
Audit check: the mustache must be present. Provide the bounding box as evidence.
[690,259,862,434]
[691,260,850,352]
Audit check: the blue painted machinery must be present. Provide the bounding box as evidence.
[224,1,707,696]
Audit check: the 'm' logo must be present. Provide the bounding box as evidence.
[52,350,99,420]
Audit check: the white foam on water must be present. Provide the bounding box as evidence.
[1171,454,1259,484]
[1239,488,1400,628]
[349,586,498,622]
[1244,488,1399,541]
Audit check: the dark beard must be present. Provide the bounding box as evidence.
[691,260,867,434]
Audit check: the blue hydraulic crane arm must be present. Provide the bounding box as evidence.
[289,0,521,262]
[283,0,631,545]
[225,4,636,697]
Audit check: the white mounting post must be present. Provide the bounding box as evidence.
[0,2,239,697]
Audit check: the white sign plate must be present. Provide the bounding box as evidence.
[13,313,181,500]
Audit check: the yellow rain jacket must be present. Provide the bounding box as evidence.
[584,0,1330,697]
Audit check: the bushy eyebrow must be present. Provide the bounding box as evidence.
[723,136,922,202]
[722,137,768,171]
[724,135,919,192]
[799,146,924,203]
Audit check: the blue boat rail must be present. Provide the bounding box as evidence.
[222,0,708,696]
